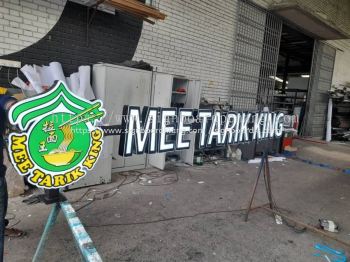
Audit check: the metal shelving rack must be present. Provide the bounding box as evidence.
[273,88,308,113]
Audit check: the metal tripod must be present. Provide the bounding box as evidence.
[32,198,102,262]
[244,150,274,222]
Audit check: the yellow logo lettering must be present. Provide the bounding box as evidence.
[10,135,34,174]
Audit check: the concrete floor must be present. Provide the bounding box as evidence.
[293,138,350,171]
[4,142,350,261]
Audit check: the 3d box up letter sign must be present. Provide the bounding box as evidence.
[119,106,284,156]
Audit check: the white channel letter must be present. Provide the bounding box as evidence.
[159,110,176,151]
[265,113,276,138]
[253,113,264,140]
[222,113,237,144]
[207,111,222,146]
[198,111,212,147]
[177,110,192,149]
[239,113,251,142]
[274,112,284,137]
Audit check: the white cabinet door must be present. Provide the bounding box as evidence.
[102,65,152,170]
[148,73,173,170]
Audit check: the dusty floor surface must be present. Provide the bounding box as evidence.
[4,143,350,261]
[293,139,350,171]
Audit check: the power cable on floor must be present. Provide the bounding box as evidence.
[72,169,179,212]
[5,213,21,229]
[85,205,266,228]
[72,164,305,233]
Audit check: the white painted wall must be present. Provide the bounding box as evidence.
[133,0,239,104]
[327,39,350,87]
[0,0,66,55]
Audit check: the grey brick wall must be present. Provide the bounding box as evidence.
[0,1,143,88]
[133,0,239,105]
[0,0,66,55]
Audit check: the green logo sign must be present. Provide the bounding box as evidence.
[8,81,106,189]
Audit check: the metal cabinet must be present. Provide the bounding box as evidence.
[148,73,201,170]
[70,64,201,189]
[93,63,152,172]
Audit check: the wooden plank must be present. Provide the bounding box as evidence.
[105,0,155,23]
[118,0,165,17]
[105,0,166,20]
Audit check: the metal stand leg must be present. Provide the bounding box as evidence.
[264,155,274,209]
[244,151,266,222]
[32,203,61,262]
[32,201,102,262]
[244,151,274,222]
[61,201,102,261]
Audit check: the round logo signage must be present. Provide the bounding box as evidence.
[8,81,106,189]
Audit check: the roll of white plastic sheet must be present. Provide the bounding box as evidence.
[20,65,44,93]
[11,77,31,90]
[65,77,71,90]
[70,72,80,95]
[39,65,55,88]
[77,65,95,100]
[49,62,67,84]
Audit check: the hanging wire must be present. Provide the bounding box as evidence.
[7,67,15,88]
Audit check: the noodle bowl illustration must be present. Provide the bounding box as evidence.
[43,150,80,166]
[42,125,81,166]
[41,103,103,167]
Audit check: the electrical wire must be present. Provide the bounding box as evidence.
[72,165,269,229]
[7,67,14,88]
[8,219,21,229]
[72,174,133,212]
[72,169,179,212]
[71,175,128,204]
[73,159,305,233]
[5,213,21,229]
[85,206,265,228]
[138,169,178,186]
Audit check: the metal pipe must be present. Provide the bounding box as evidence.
[32,203,61,262]
[244,152,266,222]
[61,201,103,262]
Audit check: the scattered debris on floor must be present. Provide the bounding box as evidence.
[319,219,339,233]
[248,156,286,164]
[275,214,283,225]
[225,146,242,160]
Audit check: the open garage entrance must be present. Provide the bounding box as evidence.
[273,24,314,134]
